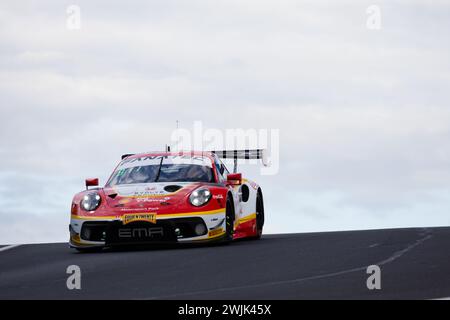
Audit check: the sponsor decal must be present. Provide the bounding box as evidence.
[213,194,223,199]
[122,213,156,225]
[136,198,166,203]
[118,227,164,238]
[208,228,224,237]
[119,155,213,169]
[248,181,259,190]
[131,190,167,197]
[118,198,132,205]
[120,207,156,212]
[116,185,181,198]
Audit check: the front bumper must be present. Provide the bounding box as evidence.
[69,209,226,249]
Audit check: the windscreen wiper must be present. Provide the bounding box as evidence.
[154,156,164,182]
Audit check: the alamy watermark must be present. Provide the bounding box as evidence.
[66,5,81,30]
[366,5,382,30]
[170,121,279,175]
[66,265,81,290]
[366,265,381,290]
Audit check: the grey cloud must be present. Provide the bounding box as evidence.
[0,0,449,243]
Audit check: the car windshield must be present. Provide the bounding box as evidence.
[107,155,215,186]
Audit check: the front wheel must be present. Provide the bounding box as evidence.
[224,196,235,242]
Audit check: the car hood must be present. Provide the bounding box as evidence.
[103,182,199,210]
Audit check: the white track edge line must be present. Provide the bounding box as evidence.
[0,244,22,252]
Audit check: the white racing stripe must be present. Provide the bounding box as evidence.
[0,244,21,252]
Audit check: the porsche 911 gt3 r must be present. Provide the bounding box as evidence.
[69,150,265,251]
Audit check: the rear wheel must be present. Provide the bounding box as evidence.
[254,191,265,239]
[224,195,235,242]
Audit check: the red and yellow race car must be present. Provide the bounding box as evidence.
[69,150,265,251]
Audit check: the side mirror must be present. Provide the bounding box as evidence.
[85,178,99,190]
[227,173,242,186]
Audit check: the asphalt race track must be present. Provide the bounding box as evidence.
[0,227,449,299]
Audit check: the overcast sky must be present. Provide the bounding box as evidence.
[1,0,449,244]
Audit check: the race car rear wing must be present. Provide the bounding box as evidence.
[211,149,268,173]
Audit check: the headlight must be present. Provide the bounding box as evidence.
[189,188,212,207]
[80,192,101,211]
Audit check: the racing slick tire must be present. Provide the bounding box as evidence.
[253,190,265,240]
[224,195,235,243]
